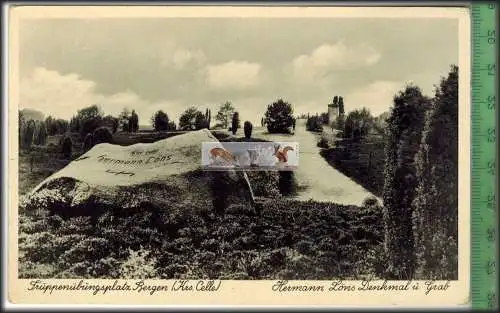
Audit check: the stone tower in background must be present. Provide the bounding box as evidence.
[328,96,345,123]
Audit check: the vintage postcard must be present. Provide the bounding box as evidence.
[7,4,470,307]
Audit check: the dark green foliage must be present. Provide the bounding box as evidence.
[69,116,80,133]
[412,65,458,280]
[179,107,206,130]
[333,114,346,131]
[317,136,329,149]
[382,84,431,279]
[338,97,345,115]
[319,112,329,125]
[77,105,104,137]
[82,133,94,152]
[343,108,373,141]
[22,120,36,150]
[34,121,48,146]
[45,116,69,135]
[129,110,139,133]
[103,115,119,134]
[119,108,131,132]
[231,112,240,135]
[62,136,73,159]
[264,99,294,134]
[243,121,253,139]
[204,109,212,129]
[151,110,170,131]
[92,127,113,145]
[216,102,234,129]
[306,115,323,132]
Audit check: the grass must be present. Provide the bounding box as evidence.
[318,136,386,198]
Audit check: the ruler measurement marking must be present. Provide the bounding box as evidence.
[471,3,498,310]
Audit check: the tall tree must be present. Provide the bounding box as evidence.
[119,108,131,132]
[216,101,235,129]
[412,65,459,279]
[129,110,139,132]
[382,84,431,279]
[231,111,240,135]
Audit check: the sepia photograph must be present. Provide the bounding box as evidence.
[7,5,470,306]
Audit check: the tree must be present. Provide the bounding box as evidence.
[129,110,139,132]
[244,121,253,139]
[76,105,104,136]
[93,126,113,145]
[320,112,329,125]
[103,115,119,133]
[22,120,36,150]
[382,84,431,279]
[118,108,131,132]
[62,136,73,159]
[333,114,346,131]
[412,65,458,279]
[306,114,323,132]
[151,110,170,131]
[264,99,294,134]
[204,108,212,129]
[45,116,57,135]
[55,119,69,134]
[167,120,177,131]
[179,107,205,130]
[338,96,345,115]
[69,115,80,133]
[34,121,47,146]
[215,101,235,129]
[343,108,373,141]
[231,112,240,135]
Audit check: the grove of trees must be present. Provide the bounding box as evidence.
[383,65,458,280]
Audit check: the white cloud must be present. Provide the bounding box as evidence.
[206,61,261,89]
[19,67,181,126]
[343,80,404,116]
[291,41,381,81]
[160,41,206,70]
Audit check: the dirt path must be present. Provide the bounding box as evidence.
[253,119,381,206]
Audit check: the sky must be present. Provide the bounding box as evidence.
[18,17,458,126]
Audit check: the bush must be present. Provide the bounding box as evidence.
[61,136,73,159]
[306,115,323,132]
[264,99,294,134]
[93,127,113,145]
[82,133,94,152]
[244,121,253,139]
[317,136,329,149]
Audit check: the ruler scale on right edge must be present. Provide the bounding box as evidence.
[471,3,498,310]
